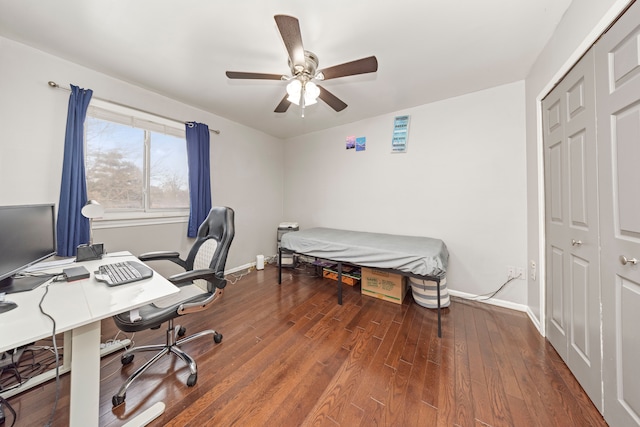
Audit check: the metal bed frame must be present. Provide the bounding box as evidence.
[278,247,444,338]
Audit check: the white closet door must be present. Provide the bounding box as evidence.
[596,1,640,425]
[543,47,602,411]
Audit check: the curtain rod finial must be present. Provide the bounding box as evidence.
[48,81,59,88]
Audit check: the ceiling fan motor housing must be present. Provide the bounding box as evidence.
[289,50,319,79]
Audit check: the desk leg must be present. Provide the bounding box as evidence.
[70,321,101,427]
[63,330,72,371]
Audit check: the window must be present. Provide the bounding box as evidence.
[85,104,189,222]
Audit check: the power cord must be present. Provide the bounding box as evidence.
[12,271,57,280]
[462,273,522,302]
[225,269,253,285]
[0,396,16,427]
[0,349,51,394]
[37,284,60,427]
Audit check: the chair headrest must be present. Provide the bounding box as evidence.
[197,206,235,243]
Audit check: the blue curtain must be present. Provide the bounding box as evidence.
[185,122,212,237]
[56,85,93,256]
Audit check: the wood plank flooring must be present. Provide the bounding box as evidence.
[5,264,608,426]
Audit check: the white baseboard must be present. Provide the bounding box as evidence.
[447,289,528,313]
[526,307,544,336]
[225,262,255,275]
[225,254,279,275]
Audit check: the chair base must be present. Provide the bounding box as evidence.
[112,319,222,407]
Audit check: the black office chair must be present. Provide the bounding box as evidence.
[111,206,235,407]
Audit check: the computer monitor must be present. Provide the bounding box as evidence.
[0,204,57,294]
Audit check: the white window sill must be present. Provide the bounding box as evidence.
[93,211,189,229]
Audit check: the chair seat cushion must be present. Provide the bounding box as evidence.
[113,285,212,332]
[152,283,207,308]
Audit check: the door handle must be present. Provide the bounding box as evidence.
[571,239,582,246]
[620,255,638,265]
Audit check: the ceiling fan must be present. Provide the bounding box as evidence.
[226,15,378,116]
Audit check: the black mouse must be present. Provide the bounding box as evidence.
[0,301,17,313]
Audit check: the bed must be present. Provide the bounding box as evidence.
[277,227,449,336]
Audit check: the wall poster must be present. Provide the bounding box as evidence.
[391,115,410,153]
[346,135,355,149]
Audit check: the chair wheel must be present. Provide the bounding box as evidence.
[177,326,187,337]
[214,333,223,344]
[112,393,126,407]
[121,354,134,365]
[187,373,197,387]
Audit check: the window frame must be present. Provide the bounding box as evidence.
[85,99,190,229]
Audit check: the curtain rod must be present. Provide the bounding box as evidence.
[47,81,221,135]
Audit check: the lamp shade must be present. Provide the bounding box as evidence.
[81,200,104,219]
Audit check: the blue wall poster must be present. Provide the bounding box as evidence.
[392,115,410,152]
[356,137,366,151]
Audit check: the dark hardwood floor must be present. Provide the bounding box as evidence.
[5,264,608,426]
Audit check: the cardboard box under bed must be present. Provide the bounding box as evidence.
[360,267,408,304]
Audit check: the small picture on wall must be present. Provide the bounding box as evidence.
[346,135,356,149]
[356,137,366,151]
[392,115,410,153]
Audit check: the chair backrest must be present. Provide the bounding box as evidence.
[185,206,235,292]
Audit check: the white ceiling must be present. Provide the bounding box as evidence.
[0,0,572,139]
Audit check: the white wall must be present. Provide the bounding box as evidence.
[283,81,528,307]
[524,0,630,328]
[0,37,285,270]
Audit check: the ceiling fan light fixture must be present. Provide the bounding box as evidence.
[304,81,320,106]
[286,79,302,105]
[286,79,320,107]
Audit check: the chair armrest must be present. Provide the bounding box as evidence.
[138,251,187,269]
[171,269,227,315]
[168,268,218,285]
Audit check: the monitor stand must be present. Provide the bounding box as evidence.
[0,274,51,294]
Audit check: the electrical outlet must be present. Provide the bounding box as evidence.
[507,266,515,279]
[530,261,537,281]
[516,266,525,280]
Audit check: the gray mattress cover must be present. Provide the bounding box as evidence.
[280,227,448,278]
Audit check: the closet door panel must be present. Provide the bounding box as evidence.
[549,246,566,339]
[544,91,569,359]
[616,105,640,234]
[569,131,588,227]
[596,1,640,424]
[549,139,564,222]
[570,254,589,361]
[543,47,602,411]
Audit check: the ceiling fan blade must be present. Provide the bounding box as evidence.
[274,94,291,113]
[226,71,284,80]
[274,15,305,71]
[319,56,378,81]
[318,86,348,112]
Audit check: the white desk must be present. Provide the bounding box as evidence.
[0,252,179,427]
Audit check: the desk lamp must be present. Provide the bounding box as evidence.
[76,200,105,262]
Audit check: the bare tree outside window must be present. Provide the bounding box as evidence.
[149,132,189,209]
[85,116,189,212]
